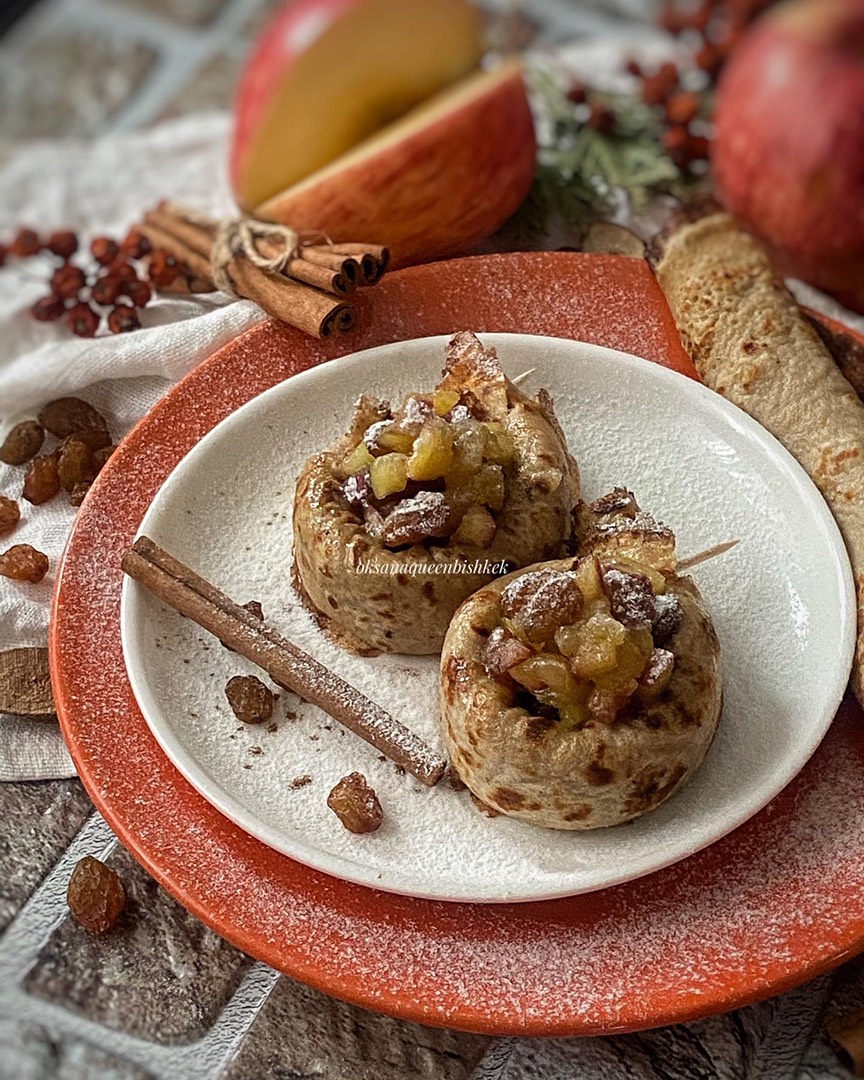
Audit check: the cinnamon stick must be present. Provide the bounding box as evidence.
[139,223,355,338]
[328,244,391,284]
[145,205,214,258]
[300,246,361,285]
[121,537,447,787]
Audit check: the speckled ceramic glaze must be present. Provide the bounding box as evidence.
[52,253,864,1035]
[120,333,852,902]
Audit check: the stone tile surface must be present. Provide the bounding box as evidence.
[0,29,156,140]
[0,1021,154,1080]
[224,975,490,1080]
[108,0,232,28]
[0,778,92,934]
[24,847,252,1044]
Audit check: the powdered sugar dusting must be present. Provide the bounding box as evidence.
[121,334,853,904]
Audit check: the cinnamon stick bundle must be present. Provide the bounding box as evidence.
[137,202,389,339]
[122,536,447,786]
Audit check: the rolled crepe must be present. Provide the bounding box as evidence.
[651,210,864,706]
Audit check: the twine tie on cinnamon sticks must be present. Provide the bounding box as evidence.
[137,202,390,339]
[209,216,301,292]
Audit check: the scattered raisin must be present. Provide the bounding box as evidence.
[10,228,41,257]
[50,264,87,300]
[111,261,138,281]
[67,855,125,934]
[0,243,6,267]
[327,773,383,834]
[107,303,140,334]
[91,273,123,306]
[92,444,116,471]
[566,83,587,105]
[38,397,108,438]
[31,295,66,322]
[66,302,100,338]
[0,496,20,535]
[91,236,119,266]
[46,230,79,259]
[243,600,264,621]
[0,420,44,465]
[69,482,90,507]
[57,436,98,492]
[225,675,274,724]
[0,544,49,583]
[22,453,60,505]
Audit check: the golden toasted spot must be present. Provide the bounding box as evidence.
[584,763,615,787]
[493,787,526,810]
[563,804,593,822]
[423,581,436,601]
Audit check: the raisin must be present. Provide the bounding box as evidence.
[0,544,49,583]
[57,436,98,492]
[92,444,116,472]
[653,593,683,644]
[225,675,274,724]
[599,565,655,629]
[38,398,108,439]
[0,420,44,465]
[0,496,20,535]
[69,483,90,507]
[327,773,383,834]
[22,454,60,505]
[243,600,264,621]
[67,855,125,934]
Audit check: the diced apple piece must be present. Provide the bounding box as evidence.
[433,389,461,417]
[559,613,626,679]
[406,421,454,481]
[370,453,409,499]
[467,463,506,511]
[343,441,374,474]
[482,422,516,466]
[573,556,605,604]
[452,505,496,548]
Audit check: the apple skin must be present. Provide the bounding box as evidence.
[713,0,864,312]
[255,65,538,268]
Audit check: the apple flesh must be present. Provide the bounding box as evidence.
[255,61,537,268]
[231,0,483,211]
[713,0,864,312]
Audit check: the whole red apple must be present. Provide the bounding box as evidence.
[713,0,864,312]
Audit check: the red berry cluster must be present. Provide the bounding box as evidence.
[1,226,154,338]
[627,0,779,171]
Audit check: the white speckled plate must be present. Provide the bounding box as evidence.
[120,333,855,903]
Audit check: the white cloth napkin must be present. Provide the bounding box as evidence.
[0,113,266,779]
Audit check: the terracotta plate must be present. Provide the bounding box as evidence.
[52,253,864,1036]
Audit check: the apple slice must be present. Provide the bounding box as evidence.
[255,61,537,268]
[231,0,483,211]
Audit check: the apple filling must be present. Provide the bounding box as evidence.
[484,555,683,728]
[337,388,518,550]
